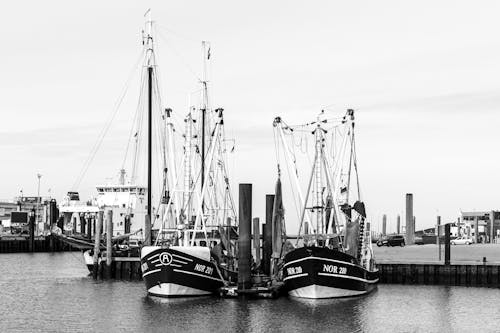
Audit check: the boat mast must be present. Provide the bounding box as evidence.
[314,123,323,234]
[183,111,195,222]
[200,41,209,203]
[144,9,153,245]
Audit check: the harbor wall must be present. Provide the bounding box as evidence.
[0,235,76,253]
[376,263,500,287]
[93,258,500,288]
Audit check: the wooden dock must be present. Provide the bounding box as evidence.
[94,257,142,280]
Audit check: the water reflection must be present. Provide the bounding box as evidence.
[1,253,500,332]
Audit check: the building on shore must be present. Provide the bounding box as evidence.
[460,211,500,243]
[0,197,52,234]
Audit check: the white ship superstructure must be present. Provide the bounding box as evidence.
[96,170,147,237]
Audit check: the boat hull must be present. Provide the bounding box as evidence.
[141,246,224,297]
[83,250,94,273]
[283,246,378,299]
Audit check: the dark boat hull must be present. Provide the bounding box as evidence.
[141,246,224,297]
[283,246,378,298]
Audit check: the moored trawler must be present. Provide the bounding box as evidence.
[273,110,378,298]
[283,245,378,298]
[138,13,237,297]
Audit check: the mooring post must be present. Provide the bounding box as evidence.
[444,223,450,265]
[490,211,495,244]
[437,216,441,261]
[87,215,92,240]
[253,217,261,269]
[49,199,57,228]
[93,211,103,279]
[382,214,387,236]
[238,184,252,291]
[29,208,35,252]
[106,210,113,279]
[49,199,57,251]
[263,194,274,276]
[474,216,479,244]
[405,193,414,245]
[81,214,86,235]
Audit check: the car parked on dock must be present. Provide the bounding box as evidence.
[451,237,473,245]
[414,236,424,245]
[377,235,405,247]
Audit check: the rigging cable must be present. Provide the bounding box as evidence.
[72,49,146,190]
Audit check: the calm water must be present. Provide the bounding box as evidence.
[0,253,499,333]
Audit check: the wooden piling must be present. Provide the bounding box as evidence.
[474,216,479,244]
[81,214,86,235]
[49,199,57,227]
[49,200,57,251]
[382,214,387,236]
[106,210,113,279]
[405,193,414,245]
[253,217,261,268]
[29,209,35,252]
[444,223,450,265]
[437,216,441,261]
[238,184,252,290]
[490,211,495,243]
[87,215,92,239]
[93,211,103,279]
[262,194,274,276]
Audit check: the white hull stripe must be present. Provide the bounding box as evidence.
[148,253,160,260]
[283,273,309,281]
[318,272,379,284]
[173,269,223,282]
[172,254,193,262]
[143,269,161,277]
[155,263,182,268]
[284,256,360,268]
[172,259,188,265]
[154,263,183,268]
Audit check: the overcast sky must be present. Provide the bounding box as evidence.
[1,0,499,232]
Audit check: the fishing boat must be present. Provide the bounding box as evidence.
[139,15,237,297]
[273,109,378,299]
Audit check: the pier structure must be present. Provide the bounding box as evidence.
[87,187,500,291]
